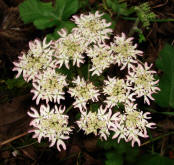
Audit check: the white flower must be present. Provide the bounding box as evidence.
[72,11,112,44]
[31,68,67,105]
[68,76,100,111]
[53,29,87,69]
[127,62,160,105]
[86,43,114,76]
[111,33,143,70]
[13,37,55,82]
[77,106,119,140]
[28,104,73,151]
[103,76,135,108]
[111,103,156,147]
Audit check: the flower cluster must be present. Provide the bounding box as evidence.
[127,62,160,105]
[28,105,72,151]
[12,11,160,151]
[31,69,67,105]
[103,77,134,108]
[111,33,143,70]
[13,38,55,82]
[68,76,100,111]
[111,103,156,146]
[53,29,88,68]
[72,11,112,44]
[86,44,114,76]
[77,106,120,140]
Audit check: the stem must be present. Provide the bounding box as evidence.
[128,18,140,37]
[102,0,113,16]
[123,17,174,22]
[16,141,38,149]
[0,132,28,146]
[65,104,73,114]
[141,132,174,146]
[87,62,90,81]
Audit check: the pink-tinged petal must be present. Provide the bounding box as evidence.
[112,132,119,139]
[131,137,141,147]
[29,119,39,126]
[58,29,67,38]
[60,135,70,140]
[148,94,155,101]
[13,62,19,67]
[36,94,42,105]
[37,134,43,143]
[28,107,39,118]
[144,96,150,105]
[28,129,36,134]
[49,138,56,147]
[31,90,39,100]
[57,140,66,151]
[15,69,23,78]
[146,122,156,129]
[32,83,40,91]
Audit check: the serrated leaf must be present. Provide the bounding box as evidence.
[19,0,56,24]
[55,0,79,20]
[19,0,79,30]
[154,44,174,108]
[106,0,134,16]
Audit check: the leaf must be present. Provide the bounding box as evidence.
[102,13,116,30]
[105,152,123,165]
[19,0,79,30]
[90,103,100,112]
[56,64,76,80]
[19,0,56,24]
[136,154,174,165]
[33,18,59,30]
[5,77,26,89]
[55,0,79,20]
[46,21,76,41]
[106,0,134,16]
[154,44,174,108]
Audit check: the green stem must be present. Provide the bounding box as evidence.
[65,104,73,114]
[123,17,174,22]
[141,132,174,146]
[16,141,38,149]
[102,0,113,16]
[128,18,140,37]
[87,63,90,81]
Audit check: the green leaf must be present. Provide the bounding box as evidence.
[102,13,116,30]
[19,0,79,30]
[136,154,174,165]
[46,20,76,41]
[19,0,56,24]
[154,44,174,108]
[97,137,116,150]
[56,64,76,80]
[55,0,79,20]
[90,103,100,112]
[105,152,123,165]
[33,18,59,30]
[5,77,26,89]
[106,0,134,16]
